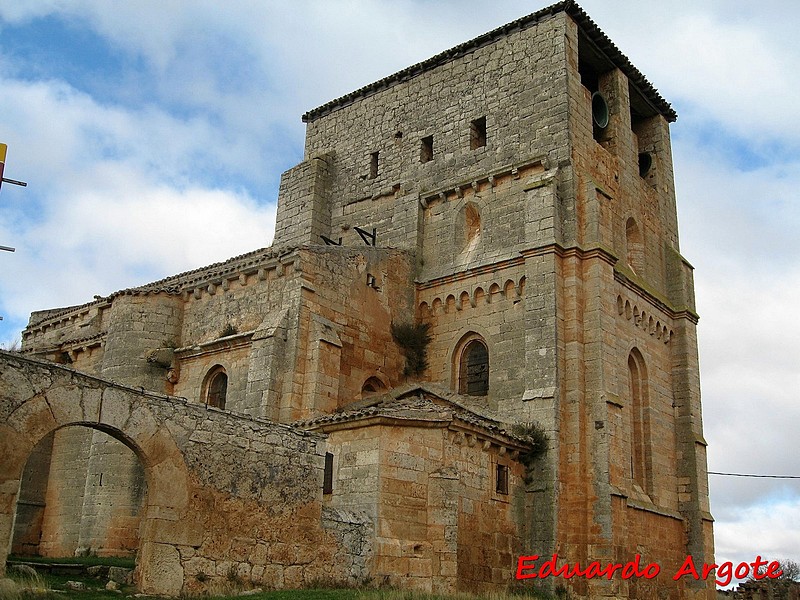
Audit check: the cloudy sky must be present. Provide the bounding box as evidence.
[1,0,798,585]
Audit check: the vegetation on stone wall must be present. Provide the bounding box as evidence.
[219,323,238,338]
[390,322,431,377]
[511,422,548,484]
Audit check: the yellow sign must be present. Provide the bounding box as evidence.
[0,143,7,164]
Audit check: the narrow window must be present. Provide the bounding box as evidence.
[625,217,644,275]
[628,349,652,493]
[496,464,509,495]
[459,339,489,396]
[205,368,228,409]
[420,135,433,163]
[470,117,486,149]
[323,452,334,494]
[370,151,379,179]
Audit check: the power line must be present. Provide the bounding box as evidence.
[708,471,800,480]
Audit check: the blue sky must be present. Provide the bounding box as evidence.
[1,0,798,584]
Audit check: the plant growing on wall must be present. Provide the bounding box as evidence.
[391,321,431,377]
[512,421,548,484]
[219,323,238,338]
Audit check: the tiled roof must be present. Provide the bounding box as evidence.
[25,245,294,328]
[302,1,676,123]
[294,382,534,447]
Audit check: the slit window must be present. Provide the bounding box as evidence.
[470,117,487,149]
[420,135,433,163]
[370,151,379,179]
[323,452,334,494]
[496,464,509,495]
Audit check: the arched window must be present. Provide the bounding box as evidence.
[455,202,481,257]
[204,366,228,409]
[625,217,644,275]
[361,376,386,397]
[459,338,489,396]
[628,349,651,493]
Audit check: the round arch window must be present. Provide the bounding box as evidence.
[459,339,489,396]
[204,367,228,409]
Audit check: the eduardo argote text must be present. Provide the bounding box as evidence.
[516,554,784,587]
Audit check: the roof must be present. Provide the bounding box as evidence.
[25,245,291,329]
[302,1,676,123]
[294,382,539,450]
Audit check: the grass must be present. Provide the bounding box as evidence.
[4,556,136,599]
[4,557,556,600]
[8,555,135,569]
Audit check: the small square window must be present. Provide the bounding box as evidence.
[420,135,433,163]
[496,463,509,495]
[323,452,334,494]
[470,117,486,149]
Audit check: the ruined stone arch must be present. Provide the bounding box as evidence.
[452,332,490,397]
[0,355,192,596]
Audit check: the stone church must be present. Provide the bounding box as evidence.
[1,2,715,598]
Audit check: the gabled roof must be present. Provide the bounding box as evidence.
[302,1,675,123]
[294,382,537,450]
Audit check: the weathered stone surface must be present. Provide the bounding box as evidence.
[4,4,713,600]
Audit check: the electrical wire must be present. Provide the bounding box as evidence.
[708,471,800,479]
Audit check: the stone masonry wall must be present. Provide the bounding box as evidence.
[417,265,528,414]
[0,352,370,595]
[276,13,572,255]
[285,247,415,420]
[324,420,527,594]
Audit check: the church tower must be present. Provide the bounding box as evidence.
[274,2,713,598]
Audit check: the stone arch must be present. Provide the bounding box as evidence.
[431,297,443,315]
[488,283,502,303]
[445,294,457,313]
[361,375,388,397]
[452,332,490,397]
[454,200,482,258]
[628,347,652,495]
[418,301,431,319]
[202,364,228,409]
[459,290,471,310]
[0,354,192,596]
[503,279,516,297]
[473,286,486,306]
[12,426,146,559]
[625,217,645,275]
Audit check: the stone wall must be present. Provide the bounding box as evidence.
[323,416,527,595]
[0,351,369,595]
[275,13,571,252]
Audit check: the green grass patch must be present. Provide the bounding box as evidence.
[8,554,135,568]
